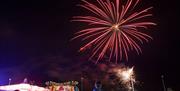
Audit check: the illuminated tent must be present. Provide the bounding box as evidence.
[0,83,49,91]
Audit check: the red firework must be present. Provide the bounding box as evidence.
[72,0,156,63]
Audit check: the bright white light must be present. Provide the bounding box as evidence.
[0,83,49,91]
[115,67,134,84]
[121,68,133,82]
[113,67,135,91]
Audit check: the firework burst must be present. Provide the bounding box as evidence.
[113,67,135,90]
[72,0,156,63]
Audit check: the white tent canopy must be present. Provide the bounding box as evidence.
[0,83,49,91]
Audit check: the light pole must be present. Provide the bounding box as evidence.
[130,77,134,91]
[81,77,84,91]
[8,78,11,85]
[161,75,166,91]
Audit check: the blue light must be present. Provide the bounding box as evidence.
[0,74,9,85]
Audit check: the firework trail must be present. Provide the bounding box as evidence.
[72,0,156,63]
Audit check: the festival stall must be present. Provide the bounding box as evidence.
[45,81,79,91]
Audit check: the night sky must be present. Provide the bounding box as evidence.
[0,0,178,91]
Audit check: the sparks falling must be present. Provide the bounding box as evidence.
[72,0,156,63]
[114,67,135,90]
